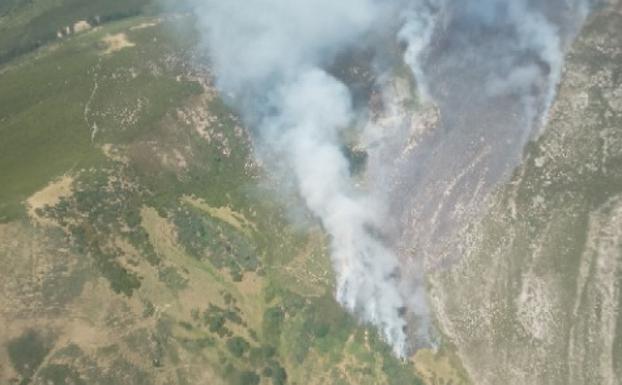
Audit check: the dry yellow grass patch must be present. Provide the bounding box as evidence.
[26,175,74,226]
[278,230,329,297]
[140,206,181,261]
[230,271,265,332]
[181,195,256,236]
[139,206,224,305]
[73,20,92,33]
[139,205,266,333]
[101,33,135,55]
[101,143,130,164]
[412,348,471,385]
[235,271,262,297]
[130,20,161,31]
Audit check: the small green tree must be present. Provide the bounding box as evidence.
[226,336,250,358]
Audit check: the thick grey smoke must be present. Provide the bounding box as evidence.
[189,0,590,357]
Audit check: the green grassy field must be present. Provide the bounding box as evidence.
[0,0,154,64]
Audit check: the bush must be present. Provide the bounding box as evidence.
[262,307,284,340]
[270,364,287,385]
[226,336,250,358]
[237,371,260,385]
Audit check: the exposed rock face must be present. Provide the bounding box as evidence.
[426,1,622,384]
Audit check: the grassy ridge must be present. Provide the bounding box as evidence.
[0,0,154,65]
[0,12,200,222]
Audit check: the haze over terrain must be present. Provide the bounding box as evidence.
[190,0,597,357]
[0,1,620,385]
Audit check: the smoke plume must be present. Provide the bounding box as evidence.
[189,0,591,357]
[191,0,411,356]
[390,0,590,273]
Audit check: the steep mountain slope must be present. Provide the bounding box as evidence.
[428,2,622,384]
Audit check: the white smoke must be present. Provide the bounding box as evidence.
[399,0,590,136]
[391,0,590,249]
[191,0,410,357]
[188,0,591,358]
[267,71,408,355]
